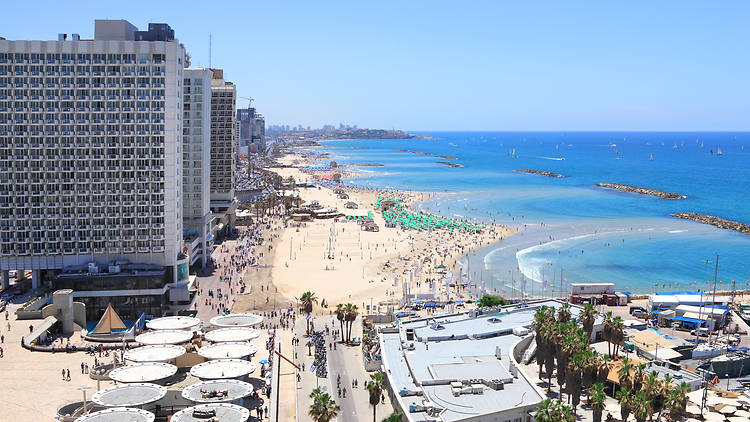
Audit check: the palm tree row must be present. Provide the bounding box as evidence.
[335,303,359,343]
[534,304,613,417]
[601,310,625,358]
[616,356,690,421]
[534,303,690,421]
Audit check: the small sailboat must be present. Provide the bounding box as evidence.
[717,146,723,156]
[672,143,678,149]
[649,153,654,161]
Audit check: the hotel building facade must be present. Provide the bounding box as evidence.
[0,20,191,318]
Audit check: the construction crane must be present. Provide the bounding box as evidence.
[239,96,254,108]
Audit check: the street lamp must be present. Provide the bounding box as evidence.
[77,386,92,414]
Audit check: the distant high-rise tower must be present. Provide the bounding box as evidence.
[183,68,213,269]
[209,69,237,235]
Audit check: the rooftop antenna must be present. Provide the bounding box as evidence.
[209,33,212,68]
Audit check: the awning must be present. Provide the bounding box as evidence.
[673,315,705,324]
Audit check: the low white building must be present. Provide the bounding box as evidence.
[379,300,603,422]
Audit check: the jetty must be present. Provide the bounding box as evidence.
[436,161,464,168]
[672,213,750,235]
[596,183,685,199]
[515,169,564,178]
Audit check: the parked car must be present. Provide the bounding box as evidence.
[629,306,647,315]
[691,327,710,337]
[631,309,648,318]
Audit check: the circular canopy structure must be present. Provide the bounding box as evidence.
[109,362,177,383]
[74,407,154,422]
[124,345,186,363]
[190,359,257,380]
[181,379,254,403]
[171,403,250,422]
[146,316,201,331]
[198,342,258,360]
[205,327,260,343]
[135,329,193,345]
[209,313,263,328]
[91,383,167,407]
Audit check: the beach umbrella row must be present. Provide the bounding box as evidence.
[376,196,484,232]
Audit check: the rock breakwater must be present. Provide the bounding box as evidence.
[515,169,564,178]
[596,183,685,199]
[672,213,750,235]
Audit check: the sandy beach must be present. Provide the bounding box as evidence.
[237,152,516,312]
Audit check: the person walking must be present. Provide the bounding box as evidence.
[61,368,66,380]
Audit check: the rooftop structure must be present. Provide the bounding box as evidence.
[146,315,201,331]
[181,379,254,403]
[171,403,250,422]
[135,329,194,345]
[197,342,258,360]
[380,300,601,422]
[204,327,260,343]
[74,407,154,422]
[189,359,257,379]
[123,344,186,363]
[108,362,177,383]
[209,313,263,328]
[91,383,167,407]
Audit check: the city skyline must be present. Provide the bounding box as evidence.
[1,1,748,131]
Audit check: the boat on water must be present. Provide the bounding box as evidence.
[717,146,723,156]
[649,153,654,161]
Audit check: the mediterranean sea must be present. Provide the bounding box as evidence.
[316,132,750,297]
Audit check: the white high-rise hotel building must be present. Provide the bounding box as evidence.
[0,20,198,316]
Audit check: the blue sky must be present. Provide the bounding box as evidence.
[2,1,749,131]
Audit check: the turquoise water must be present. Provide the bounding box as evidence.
[317,132,750,295]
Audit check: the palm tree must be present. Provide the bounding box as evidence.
[566,352,585,411]
[533,306,552,378]
[300,291,318,335]
[632,390,652,422]
[381,412,402,422]
[642,371,661,421]
[534,399,575,422]
[581,303,598,340]
[308,388,340,422]
[335,304,345,341]
[632,363,646,391]
[557,303,572,323]
[581,349,600,403]
[344,303,359,342]
[617,356,633,390]
[366,373,386,422]
[590,382,606,422]
[601,311,613,357]
[610,316,625,357]
[616,387,633,422]
[665,382,689,420]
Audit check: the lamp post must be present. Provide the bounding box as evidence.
[77,386,92,414]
